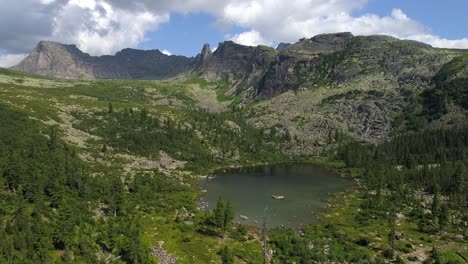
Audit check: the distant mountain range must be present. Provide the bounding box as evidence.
[12,41,192,80]
[7,32,468,147]
[12,32,468,101]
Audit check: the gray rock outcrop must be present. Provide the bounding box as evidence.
[13,41,193,79]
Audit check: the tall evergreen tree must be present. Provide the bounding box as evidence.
[223,201,234,231]
[213,197,225,229]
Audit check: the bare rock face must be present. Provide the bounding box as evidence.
[255,33,458,99]
[191,32,459,103]
[285,32,354,53]
[10,33,467,146]
[13,34,465,106]
[192,43,212,71]
[13,41,95,79]
[192,41,278,97]
[196,41,257,82]
[276,42,290,52]
[12,41,193,79]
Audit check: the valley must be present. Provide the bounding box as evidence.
[0,32,467,263]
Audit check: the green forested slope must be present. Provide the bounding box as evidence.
[0,67,466,263]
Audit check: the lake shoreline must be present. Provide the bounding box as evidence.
[197,161,355,228]
[197,156,352,178]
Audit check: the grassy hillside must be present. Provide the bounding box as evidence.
[0,68,466,263]
[0,68,295,263]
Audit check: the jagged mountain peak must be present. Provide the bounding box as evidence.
[12,32,465,103]
[214,40,255,55]
[13,41,192,79]
[276,42,291,51]
[201,43,212,55]
[191,43,213,72]
[34,40,88,57]
[36,40,75,48]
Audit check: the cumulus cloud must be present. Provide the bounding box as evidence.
[0,0,169,66]
[106,0,468,49]
[161,49,172,56]
[227,30,270,46]
[37,0,56,5]
[0,0,467,67]
[0,0,60,54]
[405,34,468,49]
[218,2,429,46]
[52,0,168,55]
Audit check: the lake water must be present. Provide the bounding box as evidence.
[199,163,354,227]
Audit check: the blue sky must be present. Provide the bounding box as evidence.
[138,13,247,57]
[1,0,468,66]
[359,0,468,39]
[136,0,468,57]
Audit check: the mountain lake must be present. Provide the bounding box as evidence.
[199,163,354,227]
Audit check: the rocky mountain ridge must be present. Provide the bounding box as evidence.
[12,34,468,138]
[14,33,467,100]
[13,41,192,80]
[6,33,468,147]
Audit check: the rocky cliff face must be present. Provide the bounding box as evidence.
[190,41,278,97]
[194,41,257,81]
[10,34,467,146]
[231,33,466,148]
[255,33,457,99]
[190,33,462,102]
[13,41,193,79]
[276,42,290,52]
[13,41,95,79]
[191,43,212,71]
[13,33,465,101]
[191,41,278,97]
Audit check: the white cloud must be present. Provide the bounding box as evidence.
[52,0,169,55]
[405,34,468,49]
[37,0,56,5]
[0,54,27,67]
[161,49,172,56]
[1,0,467,62]
[219,2,467,49]
[68,0,97,9]
[111,0,467,49]
[218,3,431,47]
[227,30,270,46]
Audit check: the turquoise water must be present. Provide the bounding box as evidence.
[199,163,353,227]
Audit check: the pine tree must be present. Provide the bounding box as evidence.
[387,206,397,259]
[439,204,449,235]
[101,144,107,154]
[432,184,441,223]
[32,217,53,263]
[213,197,225,229]
[140,108,148,123]
[108,102,114,115]
[55,199,76,250]
[223,201,234,231]
[47,171,65,208]
[48,127,58,150]
[108,176,126,217]
[219,245,234,264]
